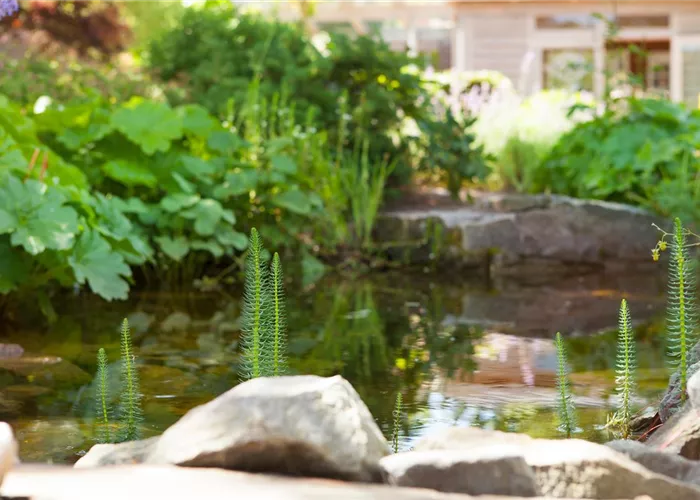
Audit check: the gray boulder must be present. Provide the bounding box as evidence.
[659,342,700,423]
[413,427,535,452]
[646,404,700,460]
[2,464,654,500]
[411,428,700,499]
[380,448,539,496]
[78,375,389,482]
[75,437,159,468]
[606,439,700,486]
[376,193,666,283]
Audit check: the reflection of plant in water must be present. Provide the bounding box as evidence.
[496,403,538,433]
[555,332,577,438]
[402,287,482,380]
[314,282,390,383]
[392,392,403,453]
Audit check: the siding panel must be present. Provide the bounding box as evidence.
[470,14,529,84]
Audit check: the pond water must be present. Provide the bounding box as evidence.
[0,268,671,463]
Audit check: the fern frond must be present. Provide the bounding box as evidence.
[666,217,698,403]
[240,228,270,380]
[555,332,577,438]
[269,252,288,376]
[118,318,143,442]
[95,348,112,444]
[392,392,403,453]
[613,299,636,438]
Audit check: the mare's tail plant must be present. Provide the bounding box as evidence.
[608,299,636,438]
[392,392,403,454]
[240,229,289,379]
[118,318,143,442]
[95,348,111,443]
[655,217,699,404]
[270,252,288,376]
[555,332,577,438]
[241,228,269,380]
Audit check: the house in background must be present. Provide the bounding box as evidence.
[237,0,700,107]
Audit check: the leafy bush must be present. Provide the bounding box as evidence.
[147,2,323,118]
[0,54,161,108]
[414,107,489,198]
[543,97,700,222]
[473,89,591,193]
[0,80,344,311]
[146,2,428,180]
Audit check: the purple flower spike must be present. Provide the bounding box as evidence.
[0,0,19,19]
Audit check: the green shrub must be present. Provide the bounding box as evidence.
[473,89,589,193]
[146,2,428,179]
[0,79,342,309]
[543,97,700,222]
[0,54,161,108]
[414,107,489,198]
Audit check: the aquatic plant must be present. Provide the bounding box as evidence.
[655,218,699,403]
[608,299,637,438]
[240,228,269,380]
[240,229,289,379]
[392,392,403,454]
[94,348,112,444]
[555,332,577,438]
[117,318,143,442]
[270,252,288,376]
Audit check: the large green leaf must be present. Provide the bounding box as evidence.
[215,227,248,250]
[92,193,133,241]
[272,189,312,215]
[181,199,224,236]
[160,193,201,213]
[212,170,259,199]
[155,236,190,261]
[110,99,183,155]
[270,155,297,175]
[68,229,132,301]
[181,155,217,177]
[190,240,224,258]
[0,238,30,293]
[0,176,80,255]
[207,131,247,155]
[102,160,158,188]
[178,104,219,138]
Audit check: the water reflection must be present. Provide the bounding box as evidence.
[0,269,668,462]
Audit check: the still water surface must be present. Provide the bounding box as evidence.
[0,269,670,463]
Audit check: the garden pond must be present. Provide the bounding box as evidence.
[0,268,671,463]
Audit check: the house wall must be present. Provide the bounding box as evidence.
[468,14,530,85]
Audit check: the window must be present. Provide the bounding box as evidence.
[537,14,670,30]
[647,52,670,92]
[616,15,669,28]
[543,49,594,91]
[536,15,597,29]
